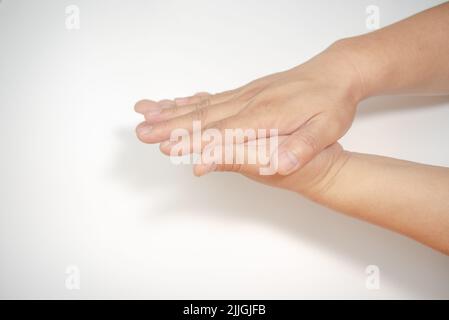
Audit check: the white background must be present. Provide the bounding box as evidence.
[1,0,449,299]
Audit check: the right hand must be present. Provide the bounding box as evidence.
[135,40,364,176]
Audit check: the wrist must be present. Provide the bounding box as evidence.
[328,36,394,99]
[326,39,370,103]
[290,144,352,202]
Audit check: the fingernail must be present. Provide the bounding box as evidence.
[278,151,299,174]
[138,124,152,136]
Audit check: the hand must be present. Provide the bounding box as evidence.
[135,41,364,175]
[194,138,350,200]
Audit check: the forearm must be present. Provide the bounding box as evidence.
[334,2,449,97]
[310,151,449,255]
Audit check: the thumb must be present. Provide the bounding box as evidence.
[274,115,342,175]
[194,136,284,177]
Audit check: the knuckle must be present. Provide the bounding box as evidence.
[199,96,211,108]
[191,104,209,123]
[166,104,181,115]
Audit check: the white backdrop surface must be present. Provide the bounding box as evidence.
[0,0,448,299]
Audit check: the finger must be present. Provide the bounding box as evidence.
[135,121,154,143]
[274,114,343,175]
[137,101,241,144]
[145,96,215,124]
[134,99,175,114]
[193,136,285,177]
[174,92,210,106]
[158,111,276,156]
[174,89,238,107]
[144,90,240,123]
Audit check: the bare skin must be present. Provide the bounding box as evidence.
[134,3,449,254]
[197,139,449,255]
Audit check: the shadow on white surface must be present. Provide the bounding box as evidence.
[358,95,449,117]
